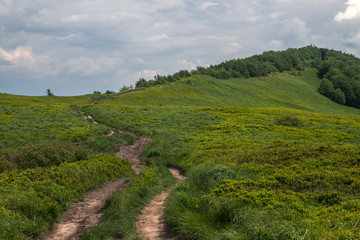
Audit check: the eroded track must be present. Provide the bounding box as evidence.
[44,131,150,240]
[136,168,185,240]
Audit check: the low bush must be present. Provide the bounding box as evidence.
[0,141,90,172]
[0,154,131,239]
[275,115,305,127]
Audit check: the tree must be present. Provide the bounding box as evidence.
[135,78,150,88]
[318,79,335,97]
[333,88,346,104]
[46,89,54,96]
[119,85,131,93]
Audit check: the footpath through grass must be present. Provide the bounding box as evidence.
[82,72,360,239]
[0,93,136,239]
[1,70,360,239]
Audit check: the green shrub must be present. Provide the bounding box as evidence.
[275,115,305,127]
[0,141,90,172]
[188,165,237,192]
[0,154,131,239]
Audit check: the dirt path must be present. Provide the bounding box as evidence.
[82,113,98,124]
[44,178,128,240]
[115,135,150,175]
[43,131,150,240]
[45,111,183,240]
[136,168,185,240]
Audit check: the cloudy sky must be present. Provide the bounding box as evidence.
[1,0,360,96]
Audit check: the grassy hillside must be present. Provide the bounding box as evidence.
[0,93,137,239]
[83,71,360,239]
[110,69,360,114]
[1,68,360,239]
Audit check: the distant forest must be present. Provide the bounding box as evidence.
[135,46,360,109]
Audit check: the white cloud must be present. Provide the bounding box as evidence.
[334,0,360,22]
[200,2,219,10]
[61,14,91,23]
[146,33,171,42]
[268,40,284,49]
[137,69,158,79]
[0,46,35,67]
[0,45,58,78]
[178,59,197,70]
[131,57,144,63]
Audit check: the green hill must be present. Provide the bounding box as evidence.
[1,47,360,239]
[83,70,360,239]
[114,69,360,114]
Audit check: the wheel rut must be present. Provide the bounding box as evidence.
[44,114,184,240]
[43,178,129,240]
[136,168,185,240]
[43,128,150,240]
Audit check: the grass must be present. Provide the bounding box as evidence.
[0,92,140,239]
[1,69,360,239]
[0,154,132,239]
[79,162,178,240]
[79,71,360,239]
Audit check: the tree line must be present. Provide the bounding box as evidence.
[134,45,360,109]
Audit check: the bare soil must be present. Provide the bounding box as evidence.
[43,179,129,240]
[43,131,150,240]
[105,129,115,137]
[136,168,185,240]
[115,135,151,175]
[82,114,98,124]
[44,111,183,240]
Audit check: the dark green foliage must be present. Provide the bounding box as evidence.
[333,88,346,104]
[131,45,360,109]
[318,79,346,104]
[119,85,133,93]
[317,49,360,107]
[0,154,131,239]
[275,115,305,127]
[318,78,335,96]
[147,150,161,157]
[136,78,150,88]
[46,89,54,96]
[188,165,237,192]
[134,46,323,89]
[0,141,90,172]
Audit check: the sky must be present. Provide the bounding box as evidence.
[1,0,360,96]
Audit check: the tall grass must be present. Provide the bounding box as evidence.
[2,70,360,239]
[80,164,177,240]
[80,72,360,239]
[0,154,132,239]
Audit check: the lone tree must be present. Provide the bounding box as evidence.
[46,89,54,96]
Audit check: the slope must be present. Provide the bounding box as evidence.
[106,69,360,115]
[82,71,360,239]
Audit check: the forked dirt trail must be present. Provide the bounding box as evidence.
[44,179,128,240]
[136,168,185,240]
[43,113,183,240]
[44,130,150,240]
